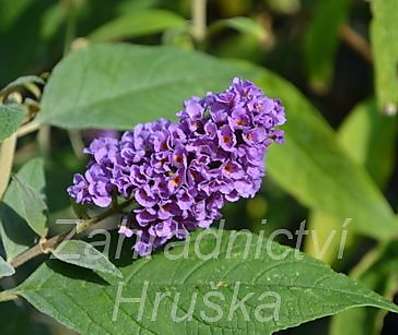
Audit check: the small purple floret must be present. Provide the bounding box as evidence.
[67,78,286,256]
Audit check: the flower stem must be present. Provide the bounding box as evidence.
[10,199,133,269]
[191,0,207,43]
[16,120,40,138]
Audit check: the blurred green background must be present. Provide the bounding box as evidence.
[0,0,397,334]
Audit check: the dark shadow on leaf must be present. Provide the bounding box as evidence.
[0,202,36,248]
[0,301,52,335]
[46,259,109,286]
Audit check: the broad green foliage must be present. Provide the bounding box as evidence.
[304,0,351,91]
[38,44,254,129]
[0,104,25,142]
[305,211,348,265]
[0,0,398,334]
[39,44,398,240]
[89,10,187,42]
[338,99,397,186]
[52,240,123,281]
[254,73,398,240]
[11,175,47,237]
[0,255,14,278]
[371,0,398,113]
[13,231,398,335]
[305,99,398,263]
[331,242,398,335]
[0,158,46,260]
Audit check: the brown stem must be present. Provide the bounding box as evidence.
[10,234,66,268]
[17,120,40,138]
[10,199,133,269]
[339,24,373,63]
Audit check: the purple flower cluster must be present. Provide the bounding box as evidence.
[67,78,286,255]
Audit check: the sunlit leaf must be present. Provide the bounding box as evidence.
[52,240,123,281]
[13,231,398,334]
[330,241,398,335]
[338,99,397,186]
[11,174,47,237]
[89,10,186,42]
[305,99,397,263]
[0,255,14,278]
[38,44,254,129]
[0,158,46,260]
[254,71,398,240]
[0,104,25,142]
[39,44,398,240]
[371,0,398,114]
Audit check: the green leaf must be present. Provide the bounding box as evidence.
[338,99,397,186]
[209,17,269,41]
[371,0,398,113]
[305,211,350,265]
[330,241,398,335]
[38,44,254,129]
[52,240,123,281]
[39,44,398,240]
[11,175,48,237]
[89,10,186,42]
[0,255,15,278]
[304,0,351,92]
[0,158,46,260]
[305,99,397,263]
[0,104,25,142]
[254,72,398,240]
[13,230,398,334]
